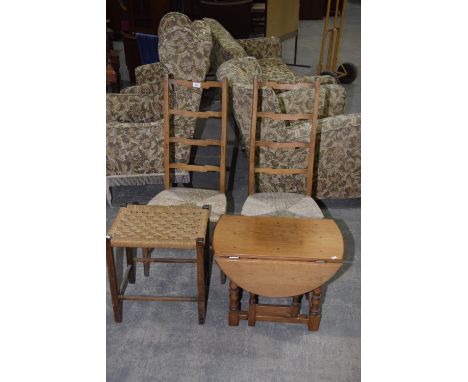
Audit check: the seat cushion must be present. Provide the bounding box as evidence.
[241,192,324,218]
[148,188,226,222]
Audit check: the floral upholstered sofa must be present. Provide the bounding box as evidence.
[106,13,213,203]
[216,57,360,199]
[204,17,339,85]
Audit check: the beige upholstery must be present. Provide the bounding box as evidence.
[241,192,324,218]
[148,188,227,223]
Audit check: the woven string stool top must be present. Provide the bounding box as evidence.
[107,204,210,249]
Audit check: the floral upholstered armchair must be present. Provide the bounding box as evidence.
[216,57,347,148]
[106,83,191,203]
[216,57,360,199]
[134,12,213,171]
[106,13,213,203]
[204,17,333,85]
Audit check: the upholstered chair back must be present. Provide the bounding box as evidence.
[203,17,248,70]
[158,12,192,37]
[216,57,284,151]
[155,13,214,165]
[158,14,212,81]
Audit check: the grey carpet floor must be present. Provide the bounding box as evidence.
[107,4,360,381]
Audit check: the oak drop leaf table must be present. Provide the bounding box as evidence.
[213,215,344,331]
[106,204,210,324]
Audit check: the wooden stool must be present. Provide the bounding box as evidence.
[107,204,210,324]
[213,215,344,331]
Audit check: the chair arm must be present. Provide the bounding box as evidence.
[237,36,282,59]
[135,62,169,86]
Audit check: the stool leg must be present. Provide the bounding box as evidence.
[125,247,135,284]
[143,248,152,277]
[291,294,303,317]
[106,237,122,323]
[229,280,241,326]
[220,269,227,284]
[248,293,258,326]
[308,287,321,331]
[196,238,207,324]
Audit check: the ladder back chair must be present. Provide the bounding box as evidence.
[145,74,229,276]
[241,76,325,218]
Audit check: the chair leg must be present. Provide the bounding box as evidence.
[196,238,207,324]
[125,247,135,283]
[106,237,122,323]
[142,248,152,277]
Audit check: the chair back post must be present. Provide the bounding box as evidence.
[306,80,321,196]
[220,77,228,193]
[248,75,259,195]
[248,78,321,197]
[162,76,228,193]
[163,73,171,189]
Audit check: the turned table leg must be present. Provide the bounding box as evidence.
[308,287,321,331]
[248,293,259,326]
[106,236,122,323]
[229,280,241,326]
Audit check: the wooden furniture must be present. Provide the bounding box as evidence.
[248,77,320,196]
[317,0,357,83]
[145,76,228,276]
[213,215,344,330]
[265,0,299,39]
[106,204,210,324]
[163,76,228,193]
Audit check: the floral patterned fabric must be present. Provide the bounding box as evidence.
[135,62,169,86]
[158,12,192,37]
[106,93,165,177]
[256,114,361,199]
[238,37,282,59]
[277,85,346,118]
[216,56,360,198]
[216,57,346,148]
[257,57,296,83]
[294,75,337,85]
[158,20,212,82]
[107,120,164,176]
[203,18,247,71]
[106,94,161,123]
[132,12,213,173]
